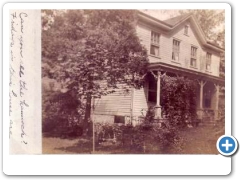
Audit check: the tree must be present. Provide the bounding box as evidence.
[42,10,148,133]
[179,10,225,40]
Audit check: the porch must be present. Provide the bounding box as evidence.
[145,68,224,122]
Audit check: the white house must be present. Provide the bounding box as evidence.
[92,11,225,125]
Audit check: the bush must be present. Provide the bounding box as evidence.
[94,120,178,153]
[42,89,86,137]
[161,75,198,128]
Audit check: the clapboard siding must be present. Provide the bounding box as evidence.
[136,23,151,53]
[93,88,132,116]
[132,85,149,117]
[136,22,221,77]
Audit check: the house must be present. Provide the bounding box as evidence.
[92,11,225,125]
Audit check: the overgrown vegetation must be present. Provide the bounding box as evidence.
[94,122,179,154]
[42,10,148,134]
[161,75,198,127]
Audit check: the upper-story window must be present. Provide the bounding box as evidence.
[190,46,197,67]
[184,25,189,35]
[172,39,180,61]
[206,52,212,71]
[150,31,160,56]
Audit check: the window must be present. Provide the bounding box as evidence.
[114,116,125,124]
[184,25,189,35]
[190,46,197,67]
[150,31,160,56]
[206,52,212,71]
[172,39,180,61]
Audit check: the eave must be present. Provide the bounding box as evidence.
[137,11,225,54]
[148,62,225,85]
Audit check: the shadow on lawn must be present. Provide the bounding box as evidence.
[54,138,167,154]
[55,138,93,154]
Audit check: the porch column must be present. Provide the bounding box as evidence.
[155,71,162,119]
[214,84,220,120]
[199,80,206,119]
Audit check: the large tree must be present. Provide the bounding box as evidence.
[179,9,225,40]
[42,10,148,133]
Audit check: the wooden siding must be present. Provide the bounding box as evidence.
[92,114,114,124]
[132,86,149,117]
[93,88,132,116]
[136,22,221,77]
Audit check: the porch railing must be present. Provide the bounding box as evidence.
[197,109,217,121]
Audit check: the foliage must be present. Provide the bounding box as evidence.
[179,9,225,40]
[161,75,198,127]
[94,121,178,153]
[42,78,85,134]
[42,10,148,131]
[180,10,225,117]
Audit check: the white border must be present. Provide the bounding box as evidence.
[2,2,231,175]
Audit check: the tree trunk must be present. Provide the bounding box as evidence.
[83,94,92,136]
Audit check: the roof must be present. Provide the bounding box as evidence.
[138,11,224,53]
[163,13,192,26]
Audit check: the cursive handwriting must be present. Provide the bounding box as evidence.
[20,80,27,97]
[20,100,29,141]
[9,120,13,139]
[19,36,23,58]
[9,92,12,116]
[9,65,15,86]
[10,12,17,47]
[9,11,29,145]
[10,50,15,62]
[19,13,28,34]
[11,12,17,19]
[19,61,24,77]
[9,12,17,140]
[19,12,29,145]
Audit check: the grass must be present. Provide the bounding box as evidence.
[42,120,225,154]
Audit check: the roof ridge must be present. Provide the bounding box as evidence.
[163,13,192,26]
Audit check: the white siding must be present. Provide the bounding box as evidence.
[136,22,221,77]
[93,88,132,116]
[132,87,149,116]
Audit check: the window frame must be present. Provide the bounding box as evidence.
[190,46,198,68]
[150,31,160,57]
[206,52,212,71]
[184,25,189,35]
[114,115,125,124]
[172,39,181,61]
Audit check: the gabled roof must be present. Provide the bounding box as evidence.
[138,11,224,53]
[163,13,191,26]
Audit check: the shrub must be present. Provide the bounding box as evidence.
[161,75,198,128]
[94,120,178,153]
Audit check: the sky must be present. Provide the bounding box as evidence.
[141,9,180,20]
[141,9,225,34]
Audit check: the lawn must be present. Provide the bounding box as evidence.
[42,121,224,154]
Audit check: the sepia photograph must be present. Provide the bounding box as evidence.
[41,9,225,154]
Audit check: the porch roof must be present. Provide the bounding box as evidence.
[148,62,225,85]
